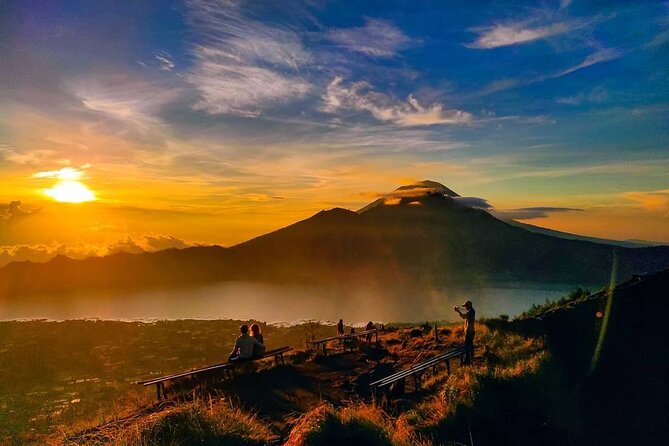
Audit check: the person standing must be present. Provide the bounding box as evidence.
[336,319,345,336]
[454,300,475,365]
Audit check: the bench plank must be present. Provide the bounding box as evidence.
[370,347,464,388]
[138,346,292,387]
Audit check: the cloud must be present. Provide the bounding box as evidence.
[553,47,622,78]
[478,48,622,95]
[467,21,576,49]
[154,51,175,71]
[557,86,609,105]
[646,29,669,48]
[186,0,312,116]
[0,243,104,267]
[0,234,194,267]
[1,201,37,223]
[32,166,86,180]
[326,18,413,58]
[370,183,493,210]
[323,77,472,127]
[621,190,669,211]
[143,234,191,251]
[453,197,493,210]
[495,207,583,220]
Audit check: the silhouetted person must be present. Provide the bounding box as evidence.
[228,324,264,362]
[345,327,358,350]
[337,319,344,336]
[250,323,266,358]
[454,300,475,365]
[365,321,375,343]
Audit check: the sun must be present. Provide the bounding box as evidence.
[34,166,97,203]
[44,180,96,203]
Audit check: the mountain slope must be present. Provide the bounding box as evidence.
[504,219,663,248]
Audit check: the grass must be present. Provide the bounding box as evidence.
[282,323,579,446]
[284,402,427,446]
[36,320,579,445]
[55,398,276,446]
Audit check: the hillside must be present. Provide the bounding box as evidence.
[507,268,669,444]
[53,268,669,446]
[2,181,669,298]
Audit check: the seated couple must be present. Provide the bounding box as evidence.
[228,323,266,362]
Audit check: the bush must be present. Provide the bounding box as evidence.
[520,288,590,319]
[140,403,271,446]
[285,403,420,446]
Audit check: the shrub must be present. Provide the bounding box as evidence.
[285,403,421,446]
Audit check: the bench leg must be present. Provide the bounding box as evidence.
[446,359,451,375]
[156,383,163,401]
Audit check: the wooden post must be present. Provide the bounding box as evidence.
[156,382,163,401]
[446,359,451,375]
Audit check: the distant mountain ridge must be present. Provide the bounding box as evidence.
[504,219,663,248]
[2,181,669,298]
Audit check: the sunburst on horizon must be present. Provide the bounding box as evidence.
[34,167,97,203]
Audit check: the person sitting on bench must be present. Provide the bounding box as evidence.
[250,323,266,358]
[228,324,265,362]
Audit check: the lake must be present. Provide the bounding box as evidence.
[0,281,583,323]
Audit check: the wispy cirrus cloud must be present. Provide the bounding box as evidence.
[326,18,414,58]
[154,51,175,71]
[467,20,580,49]
[557,86,609,105]
[478,47,622,95]
[323,77,472,127]
[185,0,312,116]
[553,47,622,77]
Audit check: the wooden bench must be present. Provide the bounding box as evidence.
[310,328,381,355]
[137,346,292,400]
[370,346,464,395]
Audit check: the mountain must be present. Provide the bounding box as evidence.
[2,181,669,298]
[504,219,664,248]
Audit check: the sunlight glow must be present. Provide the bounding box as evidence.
[44,181,96,203]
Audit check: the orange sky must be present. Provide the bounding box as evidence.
[2,0,668,265]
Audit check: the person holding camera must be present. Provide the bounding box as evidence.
[454,300,476,365]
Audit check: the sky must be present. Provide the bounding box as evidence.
[1,0,668,265]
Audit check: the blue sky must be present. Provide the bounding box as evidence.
[1,0,668,262]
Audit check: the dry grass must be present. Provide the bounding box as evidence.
[284,402,428,446]
[54,322,561,446]
[53,398,276,446]
[283,322,551,446]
